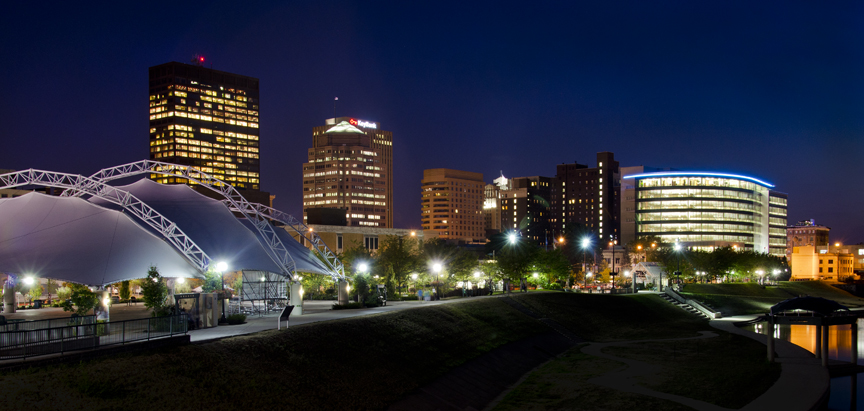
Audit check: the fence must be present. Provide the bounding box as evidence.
[0,314,188,361]
[0,314,96,333]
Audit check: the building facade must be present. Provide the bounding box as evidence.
[819,243,864,277]
[623,171,788,256]
[148,61,270,205]
[790,245,856,282]
[550,152,620,244]
[303,117,393,228]
[421,169,485,243]
[483,173,510,235]
[287,225,436,256]
[500,176,553,246]
[786,219,830,260]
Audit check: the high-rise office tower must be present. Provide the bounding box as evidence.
[421,169,485,242]
[303,117,393,227]
[500,176,553,246]
[148,60,271,205]
[550,152,620,242]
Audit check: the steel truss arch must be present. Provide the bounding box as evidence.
[225,201,344,280]
[0,169,211,271]
[63,160,298,279]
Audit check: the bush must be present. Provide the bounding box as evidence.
[226,314,247,325]
[547,282,563,290]
[331,302,364,310]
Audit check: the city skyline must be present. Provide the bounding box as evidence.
[1,1,862,242]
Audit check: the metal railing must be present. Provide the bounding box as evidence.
[665,288,722,319]
[0,315,96,332]
[0,314,188,361]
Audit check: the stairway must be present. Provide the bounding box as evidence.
[658,293,710,320]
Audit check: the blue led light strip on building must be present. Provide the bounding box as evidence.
[622,172,774,188]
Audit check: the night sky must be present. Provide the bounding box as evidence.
[2,1,862,242]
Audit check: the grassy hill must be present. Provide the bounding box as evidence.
[1,293,776,410]
[682,281,864,316]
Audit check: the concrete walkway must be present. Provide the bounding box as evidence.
[710,316,829,411]
[188,297,489,342]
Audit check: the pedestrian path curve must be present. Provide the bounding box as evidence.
[581,331,734,411]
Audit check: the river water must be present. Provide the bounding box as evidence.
[744,319,863,411]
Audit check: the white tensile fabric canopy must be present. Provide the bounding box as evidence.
[0,178,337,286]
[0,193,197,285]
[88,179,285,274]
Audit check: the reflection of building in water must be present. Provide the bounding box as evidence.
[783,323,863,363]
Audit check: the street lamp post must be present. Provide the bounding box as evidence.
[216,261,228,324]
[673,240,682,289]
[609,238,618,289]
[433,263,442,300]
[581,237,591,290]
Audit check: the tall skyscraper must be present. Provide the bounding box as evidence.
[550,152,620,242]
[499,176,553,246]
[148,60,270,205]
[421,169,485,242]
[303,117,393,227]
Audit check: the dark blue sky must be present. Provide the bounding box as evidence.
[2,1,862,242]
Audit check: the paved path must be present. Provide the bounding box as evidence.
[188,297,492,342]
[710,316,829,411]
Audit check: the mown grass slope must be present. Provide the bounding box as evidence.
[682,281,864,316]
[514,292,709,341]
[2,298,545,410]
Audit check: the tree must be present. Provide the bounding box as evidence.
[60,284,99,316]
[141,266,169,316]
[376,236,420,293]
[340,243,374,276]
[119,280,131,301]
[497,241,540,292]
[533,248,572,285]
[45,278,59,297]
[28,283,44,303]
[57,284,72,301]
[421,238,481,294]
[202,269,223,293]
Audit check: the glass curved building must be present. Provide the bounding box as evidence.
[622,172,787,256]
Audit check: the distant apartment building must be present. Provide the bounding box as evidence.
[819,243,864,277]
[622,171,788,257]
[420,169,485,243]
[148,60,271,205]
[483,173,511,235]
[500,176,553,246]
[303,117,393,228]
[550,152,620,243]
[790,245,856,282]
[786,219,830,260]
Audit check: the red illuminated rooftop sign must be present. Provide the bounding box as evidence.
[349,118,377,129]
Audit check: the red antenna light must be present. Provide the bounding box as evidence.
[200,57,205,62]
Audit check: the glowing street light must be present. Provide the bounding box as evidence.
[216,261,229,324]
[358,263,369,273]
[508,233,517,244]
[581,237,592,281]
[433,263,443,300]
[23,276,35,286]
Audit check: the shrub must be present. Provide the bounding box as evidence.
[141,266,170,317]
[547,282,563,290]
[226,314,247,325]
[331,302,364,310]
[61,284,99,316]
